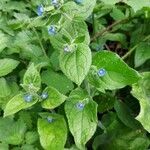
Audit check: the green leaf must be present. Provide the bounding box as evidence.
[41,69,74,94]
[88,51,141,92]
[22,63,41,92]
[0,58,19,77]
[41,86,67,109]
[0,118,26,145]
[114,100,141,129]
[110,7,126,20]
[18,111,33,130]
[59,44,91,85]
[4,93,38,117]
[93,113,149,150]
[101,0,121,5]
[0,143,9,150]
[65,91,98,149]
[95,92,116,113]
[50,19,90,51]
[135,42,150,67]
[104,33,127,46]
[0,81,20,110]
[64,145,79,150]
[131,72,150,132]
[125,0,150,12]
[0,78,11,98]
[38,114,67,150]
[21,144,35,150]
[0,31,10,53]
[74,35,86,44]
[63,0,96,19]
[25,131,39,145]
[101,0,150,12]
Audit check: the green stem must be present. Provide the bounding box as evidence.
[122,35,150,60]
[84,79,91,96]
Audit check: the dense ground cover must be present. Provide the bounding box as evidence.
[0,0,150,149]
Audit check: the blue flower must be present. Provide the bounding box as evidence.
[47,117,53,123]
[24,94,33,102]
[41,92,48,100]
[97,68,106,77]
[74,0,83,4]
[51,0,59,8]
[48,26,56,35]
[51,0,58,5]
[37,4,44,16]
[76,102,85,110]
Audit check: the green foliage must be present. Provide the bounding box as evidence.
[4,93,38,117]
[0,0,149,149]
[131,72,150,132]
[0,117,26,145]
[41,86,67,109]
[65,89,98,149]
[93,112,150,150]
[88,51,140,92]
[60,44,92,85]
[38,113,67,150]
[0,59,19,77]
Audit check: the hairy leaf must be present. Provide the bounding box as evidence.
[60,44,91,85]
[0,58,19,77]
[38,113,67,150]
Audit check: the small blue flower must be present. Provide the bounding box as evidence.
[97,68,106,77]
[76,102,85,110]
[51,0,58,5]
[51,0,59,8]
[48,26,57,35]
[74,0,83,4]
[47,117,53,123]
[24,94,33,102]
[41,92,48,100]
[37,4,44,16]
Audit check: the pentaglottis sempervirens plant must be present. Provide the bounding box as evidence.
[0,0,150,149]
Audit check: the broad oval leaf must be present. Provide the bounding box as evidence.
[65,94,98,149]
[88,51,141,92]
[59,44,92,85]
[131,72,150,132]
[41,69,74,94]
[38,114,67,150]
[4,93,38,117]
[63,0,96,19]
[0,31,10,53]
[41,86,67,109]
[0,78,11,98]
[0,58,19,77]
[22,63,41,92]
[135,42,150,67]
[0,118,26,145]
